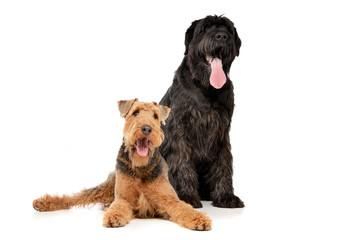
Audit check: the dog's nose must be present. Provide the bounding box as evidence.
[141,125,152,136]
[215,31,228,41]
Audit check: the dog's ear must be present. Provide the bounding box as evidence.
[153,102,171,125]
[159,105,171,125]
[233,26,241,56]
[184,19,201,55]
[118,98,138,118]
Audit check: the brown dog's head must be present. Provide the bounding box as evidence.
[118,98,170,167]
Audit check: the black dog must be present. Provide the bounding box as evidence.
[160,15,244,208]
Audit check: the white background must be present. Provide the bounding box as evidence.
[1,0,359,239]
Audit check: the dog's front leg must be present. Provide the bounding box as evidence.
[165,199,212,231]
[102,170,134,227]
[162,129,202,208]
[210,135,245,208]
[146,178,211,231]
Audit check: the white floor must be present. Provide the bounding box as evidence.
[4,183,359,240]
[28,201,244,239]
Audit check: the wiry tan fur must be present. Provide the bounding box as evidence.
[33,172,115,211]
[33,99,211,231]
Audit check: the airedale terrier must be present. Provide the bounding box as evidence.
[33,99,212,231]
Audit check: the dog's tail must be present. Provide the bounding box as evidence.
[33,171,116,212]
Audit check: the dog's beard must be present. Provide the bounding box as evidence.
[189,39,235,89]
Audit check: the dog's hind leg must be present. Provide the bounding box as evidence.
[33,172,115,212]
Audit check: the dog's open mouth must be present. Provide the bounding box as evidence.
[135,138,149,157]
[205,48,226,89]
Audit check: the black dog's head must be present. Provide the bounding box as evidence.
[184,15,241,89]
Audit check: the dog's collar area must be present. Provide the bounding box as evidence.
[117,144,163,182]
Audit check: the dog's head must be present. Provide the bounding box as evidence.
[118,99,170,166]
[184,15,241,89]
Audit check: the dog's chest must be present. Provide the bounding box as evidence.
[134,191,156,218]
[129,181,157,218]
[191,107,220,129]
[186,105,230,147]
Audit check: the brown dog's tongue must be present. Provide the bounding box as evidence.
[210,58,226,89]
[136,138,148,157]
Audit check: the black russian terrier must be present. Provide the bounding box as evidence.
[160,15,244,208]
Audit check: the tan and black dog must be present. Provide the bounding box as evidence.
[33,99,211,231]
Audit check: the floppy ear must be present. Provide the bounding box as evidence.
[233,26,241,56]
[184,19,201,55]
[157,104,171,125]
[118,98,138,118]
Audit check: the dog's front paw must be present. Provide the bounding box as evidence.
[184,212,212,231]
[179,194,203,208]
[212,194,245,208]
[103,212,128,228]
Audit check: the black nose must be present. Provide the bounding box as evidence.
[141,125,152,136]
[215,31,228,41]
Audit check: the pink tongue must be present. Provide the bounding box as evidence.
[210,58,226,89]
[136,138,148,157]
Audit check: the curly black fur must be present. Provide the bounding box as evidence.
[160,15,244,208]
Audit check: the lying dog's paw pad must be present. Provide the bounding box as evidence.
[103,212,127,228]
[184,212,212,231]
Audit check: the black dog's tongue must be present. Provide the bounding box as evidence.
[210,58,226,89]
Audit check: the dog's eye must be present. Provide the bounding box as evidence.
[133,111,139,116]
[153,114,158,120]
